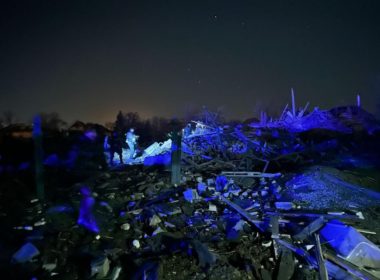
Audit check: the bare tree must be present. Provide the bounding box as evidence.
[197,106,225,127]
[3,110,15,126]
[105,122,115,131]
[114,111,126,132]
[39,112,67,131]
[124,112,141,128]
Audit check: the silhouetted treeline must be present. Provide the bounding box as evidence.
[0,108,236,171]
[0,110,181,170]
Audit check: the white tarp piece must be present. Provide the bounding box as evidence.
[133,139,172,164]
[321,221,380,279]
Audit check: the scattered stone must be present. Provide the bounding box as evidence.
[133,239,141,249]
[12,242,40,263]
[42,255,57,272]
[149,215,162,227]
[120,223,130,231]
[208,204,217,212]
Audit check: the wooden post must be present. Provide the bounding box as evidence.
[357,93,361,108]
[291,88,296,117]
[171,130,182,185]
[260,111,267,125]
[314,233,329,280]
[33,115,45,201]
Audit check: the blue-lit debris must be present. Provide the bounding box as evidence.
[249,91,379,134]
[152,226,165,236]
[275,202,294,210]
[143,152,171,166]
[219,195,264,231]
[197,182,207,193]
[293,216,326,241]
[84,129,97,141]
[18,162,31,170]
[223,183,241,198]
[325,260,355,280]
[14,225,33,231]
[99,201,113,213]
[226,218,246,241]
[183,189,200,203]
[11,242,40,263]
[46,205,74,214]
[4,100,380,279]
[103,95,380,172]
[77,186,99,233]
[142,140,172,158]
[183,123,192,138]
[5,160,380,279]
[44,154,60,166]
[320,220,380,275]
[215,175,228,192]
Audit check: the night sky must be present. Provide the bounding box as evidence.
[1,0,380,124]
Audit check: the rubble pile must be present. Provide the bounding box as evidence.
[250,105,380,135]
[6,164,380,279]
[138,122,330,174]
[2,102,380,279]
[135,106,380,175]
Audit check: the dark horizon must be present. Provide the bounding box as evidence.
[1,0,380,124]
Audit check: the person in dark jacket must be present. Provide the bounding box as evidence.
[109,131,124,165]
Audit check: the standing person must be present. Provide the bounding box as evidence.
[126,128,138,159]
[109,131,123,165]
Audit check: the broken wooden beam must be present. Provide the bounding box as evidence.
[293,216,326,242]
[314,233,329,280]
[218,195,263,231]
[324,250,378,280]
[265,211,362,224]
[221,171,281,178]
